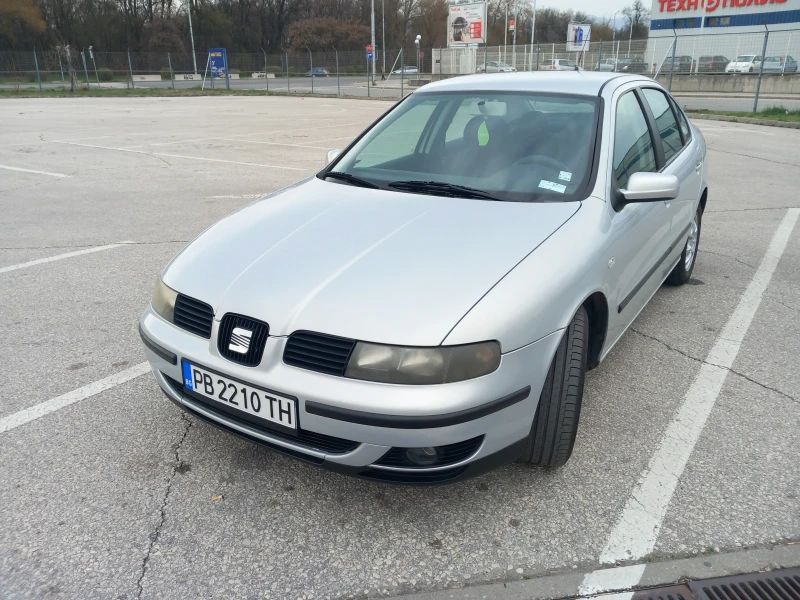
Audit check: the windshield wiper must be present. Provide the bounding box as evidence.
[388,180,502,201]
[322,171,379,189]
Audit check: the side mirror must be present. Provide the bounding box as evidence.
[326,149,342,164]
[620,172,680,203]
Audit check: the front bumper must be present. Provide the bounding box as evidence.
[139,305,562,484]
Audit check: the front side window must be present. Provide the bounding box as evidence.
[613,91,656,190]
[642,88,683,162]
[326,91,599,202]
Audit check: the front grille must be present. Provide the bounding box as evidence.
[283,331,356,376]
[164,375,359,454]
[217,313,269,367]
[173,294,214,338]
[375,436,484,468]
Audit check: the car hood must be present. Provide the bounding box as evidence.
[164,177,580,346]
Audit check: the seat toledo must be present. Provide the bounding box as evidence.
[140,72,707,483]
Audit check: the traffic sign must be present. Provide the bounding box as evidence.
[367,52,373,60]
[366,44,373,52]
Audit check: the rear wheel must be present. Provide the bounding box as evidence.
[666,204,702,286]
[518,306,588,468]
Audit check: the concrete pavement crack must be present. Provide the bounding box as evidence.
[135,412,192,600]
[706,206,800,214]
[700,248,757,269]
[707,146,800,167]
[629,328,799,407]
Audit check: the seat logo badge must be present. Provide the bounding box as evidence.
[229,327,252,354]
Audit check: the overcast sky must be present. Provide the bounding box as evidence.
[535,0,639,20]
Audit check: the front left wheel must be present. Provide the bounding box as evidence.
[518,306,588,468]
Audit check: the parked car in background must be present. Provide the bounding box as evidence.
[697,55,730,73]
[762,55,798,73]
[392,66,418,74]
[617,57,647,73]
[660,55,694,73]
[595,58,620,71]
[540,59,579,71]
[477,61,517,73]
[305,67,330,77]
[726,55,762,73]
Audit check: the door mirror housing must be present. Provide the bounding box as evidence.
[326,149,342,164]
[619,172,680,204]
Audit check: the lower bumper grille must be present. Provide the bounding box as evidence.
[163,375,359,454]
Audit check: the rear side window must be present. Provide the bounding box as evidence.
[642,88,683,162]
[613,92,657,190]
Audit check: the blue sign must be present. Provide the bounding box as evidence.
[208,47,230,90]
[209,48,228,78]
[367,52,374,60]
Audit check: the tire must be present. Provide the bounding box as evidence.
[666,204,702,286]
[518,306,588,467]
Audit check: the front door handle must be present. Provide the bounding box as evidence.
[695,162,702,172]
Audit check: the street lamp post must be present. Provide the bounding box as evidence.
[628,16,634,56]
[370,0,377,84]
[612,10,620,69]
[382,0,386,76]
[187,0,198,74]
[415,35,421,75]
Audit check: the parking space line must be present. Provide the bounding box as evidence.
[0,243,124,274]
[579,564,646,596]
[50,141,303,171]
[0,164,70,178]
[0,362,151,434]
[593,207,799,570]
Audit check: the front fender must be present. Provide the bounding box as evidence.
[444,197,611,353]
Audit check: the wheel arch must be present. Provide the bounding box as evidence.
[582,291,608,370]
[699,187,708,213]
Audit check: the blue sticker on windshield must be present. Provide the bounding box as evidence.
[182,361,193,390]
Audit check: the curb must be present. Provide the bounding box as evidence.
[686,112,800,129]
[385,543,800,600]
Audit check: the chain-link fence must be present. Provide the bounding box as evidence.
[2,29,799,112]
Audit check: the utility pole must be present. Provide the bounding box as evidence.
[370,0,377,84]
[531,0,537,44]
[382,0,386,75]
[512,0,518,68]
[187,0,198,73]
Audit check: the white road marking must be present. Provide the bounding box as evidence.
[579,564,646,596]
[0,164,70,178]
[210,193,266,199]
[0,243,123,274]
[598,207,800,566]
[50,141,303,170]
[0,362,151,434]
[295,135,354,146]
[214,138,334,151]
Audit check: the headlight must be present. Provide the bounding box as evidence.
[152,277,178,322]
[344,341,500,385]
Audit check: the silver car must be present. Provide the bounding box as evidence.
[140,72,707,483]
[477,61,517,73]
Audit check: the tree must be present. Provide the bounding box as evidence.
[287,17,370,51]
[0,0,46,48]
[622,0,650,39]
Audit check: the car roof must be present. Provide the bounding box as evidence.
[418,71,649,96]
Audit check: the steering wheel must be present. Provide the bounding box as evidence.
[511,154,571,174]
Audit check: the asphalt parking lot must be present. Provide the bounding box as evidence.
[0,96,798,600]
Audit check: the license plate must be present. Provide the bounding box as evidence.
[181,361,297,430]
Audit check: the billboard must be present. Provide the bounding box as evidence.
[567,24,592,51]
[448,2,488,46]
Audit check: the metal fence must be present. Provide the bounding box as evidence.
[2,28,799,112]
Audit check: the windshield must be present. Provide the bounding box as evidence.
[736,55,755,61]
[323,91,599,203]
